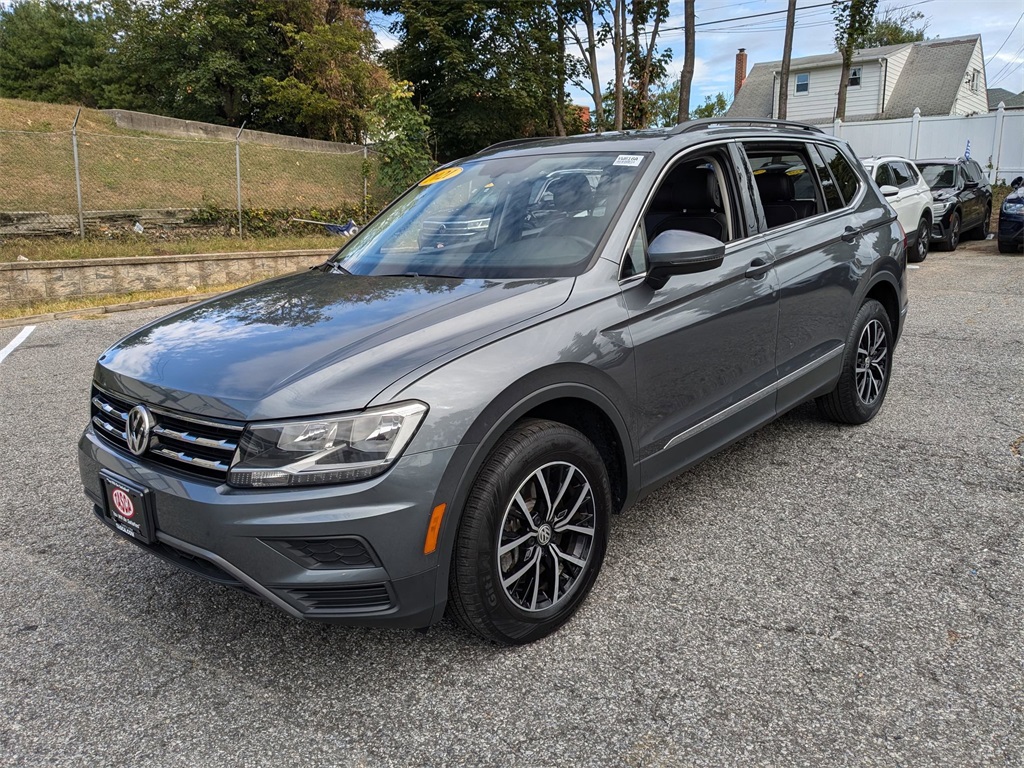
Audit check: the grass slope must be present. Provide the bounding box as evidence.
[0,98,367,214]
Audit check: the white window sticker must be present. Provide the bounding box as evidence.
[613,154,644,167]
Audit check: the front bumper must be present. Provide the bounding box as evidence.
[998,215,1023,249]
[79,427,458,628]
[929,206,956,242]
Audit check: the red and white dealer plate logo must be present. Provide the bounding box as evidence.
[111,488,135,519]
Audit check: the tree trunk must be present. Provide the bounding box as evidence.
[613,0,625,131]
[836,54,851,120]
[583,12,604,131]
[555,0,567,136]
[778,0,797,119]
[677,0,694,123]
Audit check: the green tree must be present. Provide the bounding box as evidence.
[833,0,879,121]
[368,80,434,197]
[368,0,564,161]
[0,1,130,107]
[859,4,928,47]
[258,5,389,141]
[651,83,728,127]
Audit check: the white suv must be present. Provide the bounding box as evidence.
[861,156,933,262]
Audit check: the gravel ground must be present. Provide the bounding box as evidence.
[1,242,1021,767]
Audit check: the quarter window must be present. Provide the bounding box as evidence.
[796,73,809,93]
[848,67,861,87]
[814,145,859,206]
[810,150,845,212]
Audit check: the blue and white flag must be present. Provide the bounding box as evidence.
[964,139,971,159]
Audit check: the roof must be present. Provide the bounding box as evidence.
[728,35,982,121]
[988,88,1024,109]
[883,37,980,118]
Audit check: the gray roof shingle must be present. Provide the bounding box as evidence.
[883,37,980,117]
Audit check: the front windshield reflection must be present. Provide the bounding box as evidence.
[332,152,647,279]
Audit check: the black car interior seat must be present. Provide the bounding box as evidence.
[755,171,816,228]
[645,166,728,242]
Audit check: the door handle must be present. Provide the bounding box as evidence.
[841,226,861,243]
[745,257,773,279]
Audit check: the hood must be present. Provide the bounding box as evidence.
[95,270,573,420]
[1005,187,1024,205]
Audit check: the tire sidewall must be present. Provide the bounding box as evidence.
[838,300,894,423]
[456,422,611,644]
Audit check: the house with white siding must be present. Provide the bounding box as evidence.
[728,35,989,124]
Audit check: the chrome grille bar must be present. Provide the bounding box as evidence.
[152,425,238,452]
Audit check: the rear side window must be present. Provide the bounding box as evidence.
[890,162,913,188]
[815,145,859,205]
[743,143,822,229]
[874,164,895,188]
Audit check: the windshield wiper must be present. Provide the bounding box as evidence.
[316,261,352,275]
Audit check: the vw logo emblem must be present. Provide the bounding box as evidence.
[126,405,154,456]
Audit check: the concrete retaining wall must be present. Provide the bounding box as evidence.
[0,249,334,311]
[103,109,368,155]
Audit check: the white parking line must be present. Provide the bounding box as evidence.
[0,326,36,364]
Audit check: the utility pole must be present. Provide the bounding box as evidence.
[676,0,695,123]
[778,0,797,119]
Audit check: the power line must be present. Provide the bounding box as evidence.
[984,11,1024,65]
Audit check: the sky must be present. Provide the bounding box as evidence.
[369,0,1024,110]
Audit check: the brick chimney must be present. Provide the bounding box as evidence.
[734,48,748,98]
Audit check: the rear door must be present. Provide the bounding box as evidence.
[620,142,780,489]
[740,140,888,414]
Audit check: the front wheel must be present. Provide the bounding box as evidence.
[938,211,961,251]
[909,215,930,262]
[816,299,894,424]
[448,419,611,645]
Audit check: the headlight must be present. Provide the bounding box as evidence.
[931,200,953,216]
[1003,202,1024,215]
[228,402,428,488]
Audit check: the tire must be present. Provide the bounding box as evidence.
[999,239,1020,254]
[908,215,930,263]
[937,211,961,252]
[448,419,611,645]
[816,299,894,424]
[968,206,991,240]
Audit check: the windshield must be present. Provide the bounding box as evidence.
[918,163,958,189]
[330,153,647,278]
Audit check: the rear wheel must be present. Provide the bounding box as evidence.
[816,299,893,424]
[908,215,930,262]
[448,419,611,645]
[968,206,991,239]
[937,211,961,252]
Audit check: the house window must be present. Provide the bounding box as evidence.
[848,67,861,87]
[969,69,980,92]
[796,73,809,94]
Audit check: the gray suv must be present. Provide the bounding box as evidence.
[79,119,908,645]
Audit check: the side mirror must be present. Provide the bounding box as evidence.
[964,180,979,189]
[646,230,726,290]
[1012,176,1023,189]
[879,184,899,197]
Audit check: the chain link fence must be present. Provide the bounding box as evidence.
[0,119,379,241]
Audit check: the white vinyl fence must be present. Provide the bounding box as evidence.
[825,103,1024,184]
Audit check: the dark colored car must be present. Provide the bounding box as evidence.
[79,119,908,645]
[917,157,993,252]
[998,176,1024,254]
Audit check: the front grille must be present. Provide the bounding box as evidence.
[280,584,393,613]
[91,387,242,482]
[265,537,377,570]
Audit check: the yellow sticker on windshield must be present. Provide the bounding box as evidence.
[419,167,464,186]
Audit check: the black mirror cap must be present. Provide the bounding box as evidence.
[645,230,726,289]
[1012,176,1023,190]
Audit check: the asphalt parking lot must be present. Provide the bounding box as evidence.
[1,242,1021,767]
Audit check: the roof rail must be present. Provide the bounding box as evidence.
[670,118,825,135]
[476,136,556,154]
